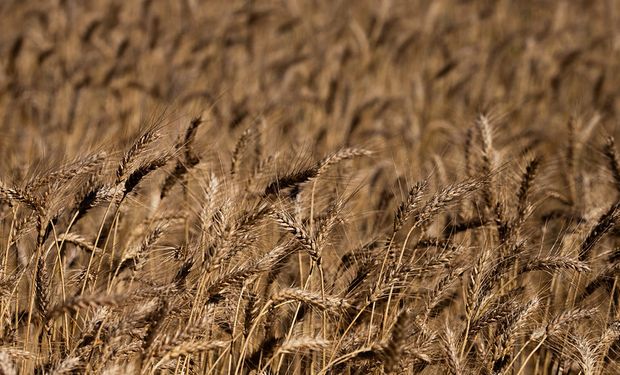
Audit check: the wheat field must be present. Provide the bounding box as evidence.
[0,0,620,374]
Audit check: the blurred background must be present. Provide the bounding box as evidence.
[0,0,619,185]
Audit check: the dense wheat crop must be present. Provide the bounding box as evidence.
[1,0,620,374]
